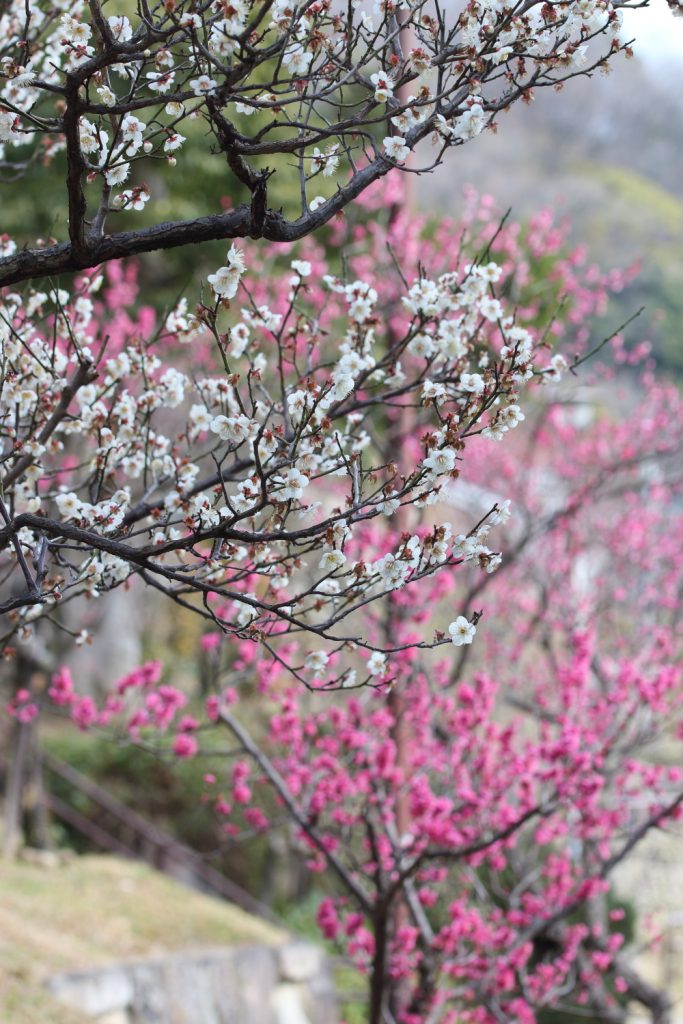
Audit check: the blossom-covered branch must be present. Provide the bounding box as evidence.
[0,0,636,284]
[2,191,589,686]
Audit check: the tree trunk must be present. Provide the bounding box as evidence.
[3,715,32,857]
[369,910,389,1024]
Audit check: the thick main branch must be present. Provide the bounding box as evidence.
[0,155,393,287]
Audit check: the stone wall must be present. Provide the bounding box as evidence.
[46,942,338,1024]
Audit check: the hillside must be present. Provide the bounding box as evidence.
[0,854,286,1024]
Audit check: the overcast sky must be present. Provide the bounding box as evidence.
[622,0,683,68]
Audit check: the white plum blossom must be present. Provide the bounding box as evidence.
[243,304,281,332]
[479,262,503,284]
[270,0,296,28]
[438,320,468,359]
[321,373,355,407]
[423,447,457,475]
[422,380,446,403]
[383,136,410,163]
[311,145,339,177]
[232,478,261,512]
[283,43,313,76]
[179,12,202,29]
[319,550,347,573]
[479,296,503,322]
[371,72,394,102]
[543,353,569,382]
[391,108,422,136]
[489,500,512,526]
[460,373,486,394]
[208,267,239,298]
[452,533,482,561]
[288,390,313,424]
[235,595,259,628]
[60,14,92,45]
[105,163,131,186]
[79,119,109,162]
[0,13,595,691]
[273,467,309,502]
[342,281,377,323]
[1,57,35,85]
[483,404,525,440]
[96,85,116,106]
[367,652,387,677]
[108,16,133,41]
[114,187,150,211]
[207,245,246,299]
[190,75,218,95]
[210,414,257,444]
[498,404,525,429]
[409,48,432,73]
[234,100,256,116]
[147,71,175,93]
[188,404,212,437]
[164,133,186,153]
[375,553,412,590]
[452,99,487,141]
[305,650,329,674]
[158,368,187,407]
[324,520,351,552]
[378,492,400,516]
[409,334,436,359]
[479,549,502,573]
[315,579,340,596]
[56,492,83,521]
[209,21,240,57]
[449,616,477,646]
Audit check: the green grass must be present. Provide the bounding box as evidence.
[0,853,286,1024]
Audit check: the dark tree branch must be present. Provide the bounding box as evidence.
[63,75,88,257]
[219,708,373,913]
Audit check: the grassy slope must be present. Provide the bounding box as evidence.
[0,854,286,1024]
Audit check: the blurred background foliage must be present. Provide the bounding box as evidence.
[426,53,683,377]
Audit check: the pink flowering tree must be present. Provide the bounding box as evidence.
[12,187,683,1021]
[37,359,683,1022]
[0,0,643,287]
[194,353,683,1024]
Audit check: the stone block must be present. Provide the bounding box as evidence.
[97,1011,131,1024]
[270,983,312,1024]
[47,966,134,1016]
[47,942,338,1024]
[277,943,324,983]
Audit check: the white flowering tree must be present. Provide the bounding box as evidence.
[0,0,633,287]
[0,0,648,679]
[0,173,598,691]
